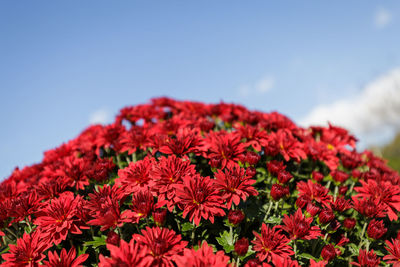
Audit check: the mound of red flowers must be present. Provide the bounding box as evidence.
[1,97,400,267]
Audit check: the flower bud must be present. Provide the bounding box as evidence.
[152,209,167,226]
[351,169,361,179]
[266,160,285,175]
[246,166,256,178]
[331,170,349,184]
[339,186,348,196]
[277,170,293,184]
[106,231,120,246]
[228,210,245,225]
[306,202,321,217]
[319,209,335,224]
[270,184,289,201]
[367,219,387,240]
[245,259,262,267]
[209,157,222,169]
[312,171,324,182]
[321,244,336,261]
[246,151,260,165]
[234,237,249,256]
[343,218,356,230]
[296,195,310,209]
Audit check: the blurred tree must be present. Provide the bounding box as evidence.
[381,133,400,173]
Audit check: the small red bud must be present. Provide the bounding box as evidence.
[277,170,293,184]
[152,209,167,226]
[234,237,249,256]
[106,231,120,246]
[228,210,245,225]
[246,151,260,165]
[367,219,387,240]
[321,244,336,261]
[343,218,356,230]
[312,171,324,182]
[246,166,256,178]
[270,184,289,201]
[306,202,321,217]
[319,208,335,224]
[209,157,222,168]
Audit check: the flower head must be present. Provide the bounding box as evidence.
[214,163,258,209]
[281,209,322,240]
[174,241,230,267]
[133,226,188,267]
[43,247,89,267]
[175,174,225,225]
[252,223,294,263]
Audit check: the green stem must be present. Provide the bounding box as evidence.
[326,180,331,190]
[4,228,18,240]
[293,240,297,257]
[191,221,196,246]
[333,185,338,201]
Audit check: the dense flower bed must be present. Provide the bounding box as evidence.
[1,97,400,266]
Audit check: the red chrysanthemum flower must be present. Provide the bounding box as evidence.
[297,180,331,206]
[205,131,246,169]
[119,125,149,155]
[352,197,387,219]
[34,192,82,245]
[367,219,387,240]
[262,129,307,162]
[55,155,90,190]
[130,189,154,223]
[233,124,268,152]
[10,190,43,224]
[281,209,322,240]
[115,157,154,194]
[159,128,204,156]
[351,249,380,267]
[384,238,400,266]
[86,185,133,231]
[174,241,231,267]
[214,163,258,209]
[354,179,400,221]
[175,174,225,225]
[149,155,196,211]
[132,226,188,267]
[99,239,150,267]
[43,247,89,267]
[252,223,294,263]
[2,231,50,267]
[95,123,125,152]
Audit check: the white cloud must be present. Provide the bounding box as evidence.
[89,108,112,125]
[374,7,392,29]
[237,75,275,97]
[300,68,400,146]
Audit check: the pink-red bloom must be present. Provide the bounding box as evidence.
[252,223,294,263]
[384,238,400,266]
[99,239,150,267]
[34,192,82,245]
[175,174,225,225]
[43,247,89,267]
[174,241,231,267]
[214,163,258,209]
[2,231,50,267]
[133,226,188,267]
[281,209,322,240]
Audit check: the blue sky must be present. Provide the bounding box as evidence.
[1,1,400,179]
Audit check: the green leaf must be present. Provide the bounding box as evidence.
[84,235,107,249]
[216,230,237,254]
[181,222,194,232]
[347,243,358,255]
[0,246,10,255]
[298,253,317,260]
[264,216,281,225]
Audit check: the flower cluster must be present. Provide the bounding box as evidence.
[1,97,400,266]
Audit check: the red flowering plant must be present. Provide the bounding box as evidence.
[1,97,400,266]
